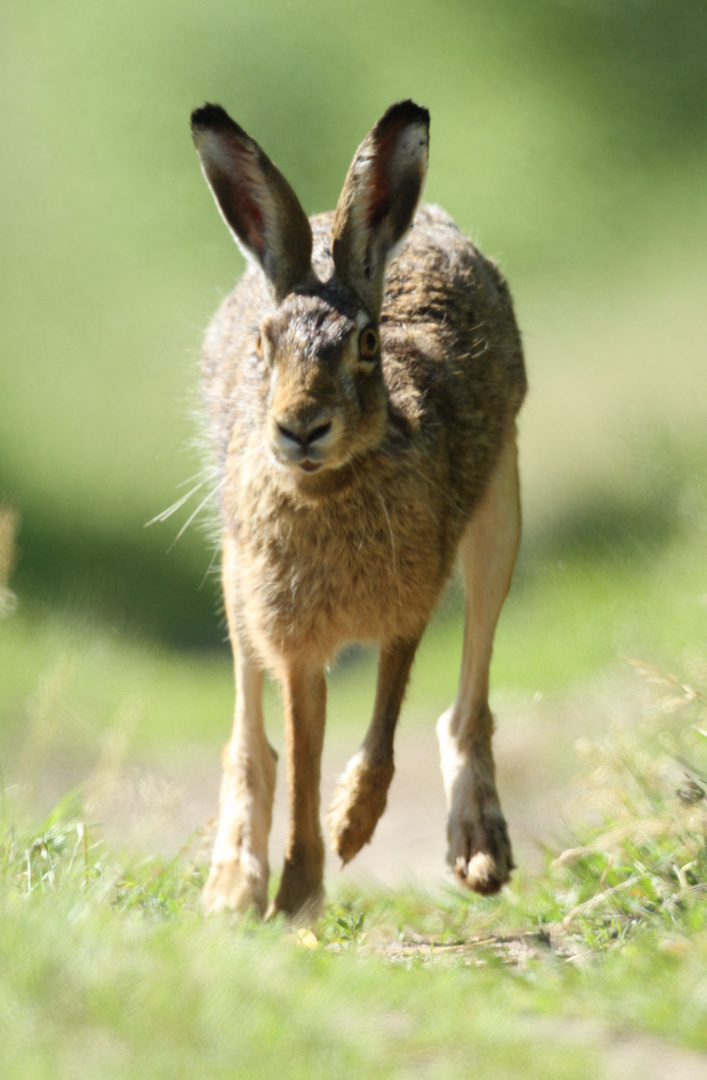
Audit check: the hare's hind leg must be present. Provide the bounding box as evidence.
[437,431,520,895]
[268,661,327,920]
[201,535,277,917]
[327,636,421,864]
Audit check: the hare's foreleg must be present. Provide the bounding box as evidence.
[327,636,421,864]
[437,431,521,895]
[268,663,327,920]
[200,635,277,917]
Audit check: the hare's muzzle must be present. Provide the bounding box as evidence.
[268,409,337,473]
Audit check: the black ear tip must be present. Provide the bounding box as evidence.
[191,104,253,147]
[191,103,231,133]
[380,99,430,131]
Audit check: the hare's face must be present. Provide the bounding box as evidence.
[192,99,430,483]
[260,293,387,477]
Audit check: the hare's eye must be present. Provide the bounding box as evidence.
[254,331,264,359]
[358,327,379,360]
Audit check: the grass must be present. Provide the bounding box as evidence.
[1,668,706,1079]
[3,483,707,1075]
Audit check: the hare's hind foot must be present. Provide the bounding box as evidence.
[437,706,514,896]
[448,808,514,896]
[327,750,395,864]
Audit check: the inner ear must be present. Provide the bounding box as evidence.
[331,100,429,317]
[191,104,313,300]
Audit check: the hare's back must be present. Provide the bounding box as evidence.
[381,206,525,507]
[383,204,524,399]
[312,203,525,414]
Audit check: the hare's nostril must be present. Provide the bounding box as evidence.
[276,421,303,447]
[275,417,332,450]
[307,420,332,444]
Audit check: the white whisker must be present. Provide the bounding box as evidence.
[177,470,208,489]
[144,481,205,527]
[167,480,222,552]
[199,534,223,589]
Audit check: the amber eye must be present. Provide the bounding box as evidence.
[254,331,264,358]
[358,327,379,360]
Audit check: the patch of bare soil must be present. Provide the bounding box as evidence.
[87,671,635,890]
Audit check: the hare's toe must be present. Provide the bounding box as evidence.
[447,808,514,896]
[327,751,394,864]
[200,859,268,917]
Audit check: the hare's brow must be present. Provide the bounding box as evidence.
[294,302,355,353]
[321,309,356,346]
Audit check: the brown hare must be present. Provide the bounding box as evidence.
[191,100,526,919]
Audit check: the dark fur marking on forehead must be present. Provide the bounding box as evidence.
[270,288,359,361]
[297,275,362,320]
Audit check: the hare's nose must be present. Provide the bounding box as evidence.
[277,416,332,448]
[306,419,333,445]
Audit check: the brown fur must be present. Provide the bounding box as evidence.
[191,101,526,918]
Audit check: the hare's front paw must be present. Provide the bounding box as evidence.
[446,800,514,895]
[200,858,268,917]
[267,878,325,923]
[327,750,394,864]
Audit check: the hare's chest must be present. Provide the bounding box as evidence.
[236,478,451,659]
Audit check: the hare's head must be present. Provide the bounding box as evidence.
[191,101,429,480]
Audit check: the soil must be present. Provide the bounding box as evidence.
[87,674,632,890]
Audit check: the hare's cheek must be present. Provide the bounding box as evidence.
[355,373,386,419]
[352,367,376,407]
[360,386,388,447]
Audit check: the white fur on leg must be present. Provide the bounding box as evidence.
[436,706,513,895]
[200,744,277,917]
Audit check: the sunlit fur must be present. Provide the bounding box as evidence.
[193,102,527,918]
[203,206,524,666]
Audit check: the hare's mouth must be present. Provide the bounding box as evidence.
[299,459,322,474]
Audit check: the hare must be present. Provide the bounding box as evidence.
[191,100,526,919]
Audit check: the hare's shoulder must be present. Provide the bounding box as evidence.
[384,206,511,329]
[382,206,521,396]
[308,205,496,307]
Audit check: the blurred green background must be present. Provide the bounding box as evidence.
[3,10,707,1071]
[2,0,707,750]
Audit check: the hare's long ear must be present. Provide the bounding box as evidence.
[191,104,312,301]
[331,100,429,318]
